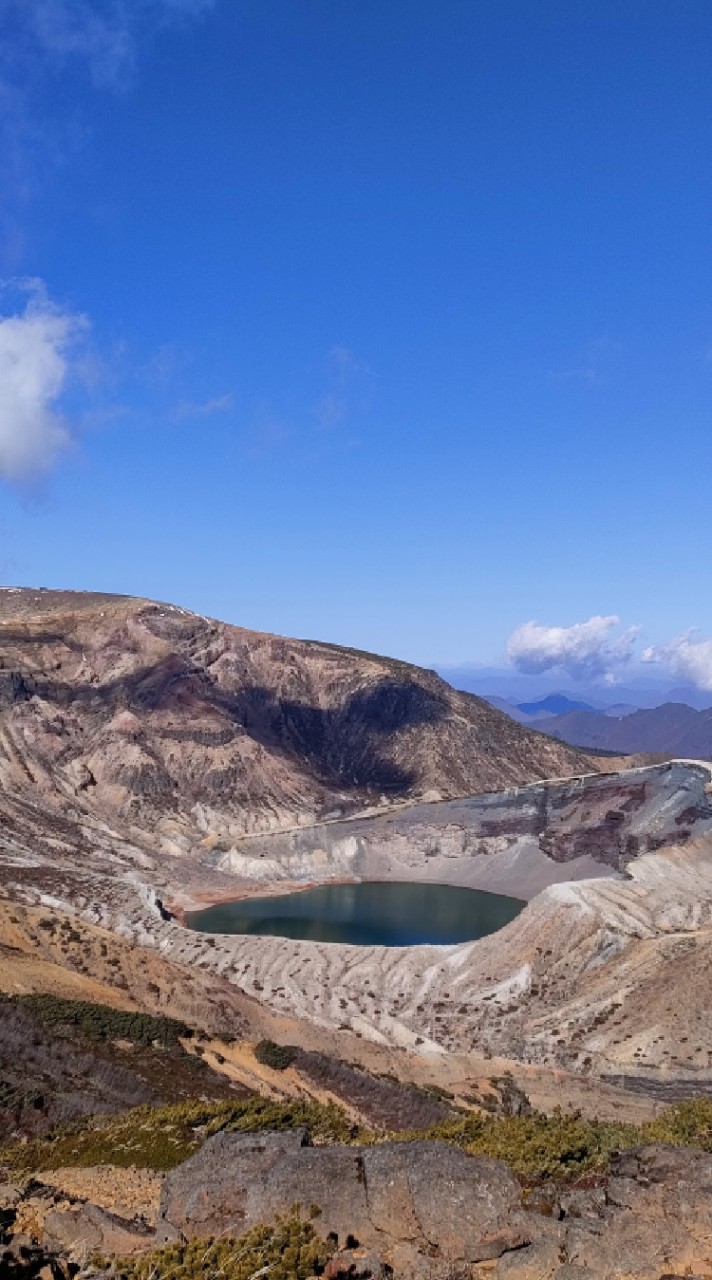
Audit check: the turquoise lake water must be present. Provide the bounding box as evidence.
[186,880,525,947]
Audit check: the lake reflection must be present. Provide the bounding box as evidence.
[186,880,524,947]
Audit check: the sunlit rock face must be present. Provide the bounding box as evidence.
[0,588,610,846]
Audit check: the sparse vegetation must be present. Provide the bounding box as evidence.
[5,1088,712,1186]
[0,992,242,1145]
[0,1096,361,1175]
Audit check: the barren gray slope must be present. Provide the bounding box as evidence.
[210,759,711,900]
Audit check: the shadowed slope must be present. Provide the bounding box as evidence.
[0,587,611,843]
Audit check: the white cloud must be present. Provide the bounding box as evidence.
[0,279,86,484]
[643,634,712,692]
[507,615,640,681]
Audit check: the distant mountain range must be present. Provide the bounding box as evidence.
[536,702,712,758]
[483,694,712,759]
[516,694,597,717]
[437,665,712,711]
[484,693,602,726]
[509,694,641,722]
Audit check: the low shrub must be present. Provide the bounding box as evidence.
[14,994,190,1047]
[400,1109,639,1179]
[254,1039,298,1071]
[464,1109,637,1178]
[641,1097,712,1149]
[104,1209,331,1280]
[407,1101,712,1178]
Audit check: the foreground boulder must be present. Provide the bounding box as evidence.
[157,1133,712,1279]
[157,1129,536,1273]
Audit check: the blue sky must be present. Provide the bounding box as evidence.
[1,1,711,689]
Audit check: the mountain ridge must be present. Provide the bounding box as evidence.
[0,587,618,845]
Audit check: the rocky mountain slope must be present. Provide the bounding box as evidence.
[146,763,712,1086]
[5,589,712,1110]
[204,760,709,901]
[0,587,612,844]
[1,984,712,1280]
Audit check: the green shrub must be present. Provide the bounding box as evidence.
[105,1209,331,1280]
[463,1109,637,1178]
[398,1108,639,1179]
[405,1101,712,1179]
[641,1097,712,1149]
[14,994,190,1047]
[254,1039,298,1071]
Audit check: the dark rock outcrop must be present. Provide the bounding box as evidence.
[157,1129,536,1272]
[494,1143,712,1278]
[155,1132,712,1279]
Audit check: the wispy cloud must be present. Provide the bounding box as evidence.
[4,0,215,90]
[0,278,88,485]
[550,336,622,384]
[245,404,293,459]
[313,344,375,434]
[328,345,374,377]
[643,633,712,692]
[232,344,377,461]
[507,615,640,682]
[174,393,233,420]
[314,392,345,431]
[0,0,216,259]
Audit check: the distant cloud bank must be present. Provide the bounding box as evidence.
[507,615,639,683]
[507,614,712,692]
[0,278,86,484]
[643,634,712,693]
